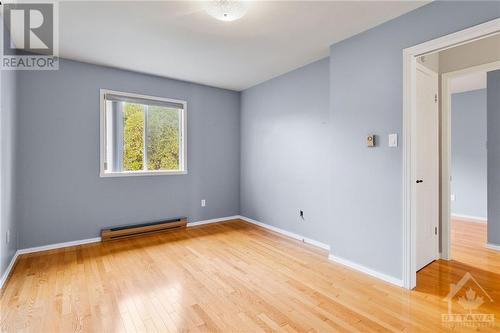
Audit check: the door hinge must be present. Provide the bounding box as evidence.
[434,227,438,235]
[434,93,438,103]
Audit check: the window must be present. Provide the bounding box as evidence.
[100,89,186,176]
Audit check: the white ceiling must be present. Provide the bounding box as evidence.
[54,1,427,91]
[450,71,487,94]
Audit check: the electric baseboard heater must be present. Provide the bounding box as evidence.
[101,217,187,241]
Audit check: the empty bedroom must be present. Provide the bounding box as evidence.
[1,1,499,332]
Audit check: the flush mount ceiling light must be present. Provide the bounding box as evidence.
[205,0,249,22]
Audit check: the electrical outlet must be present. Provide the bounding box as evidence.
[299,210,304,219]
[451,194,456,201]
[201,199,206,207]
[6,230,10,244]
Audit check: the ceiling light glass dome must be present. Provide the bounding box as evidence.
[205,1,249,22]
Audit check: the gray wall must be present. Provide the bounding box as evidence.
[1,68,18,277]
[16,58,240,248]
[240,58,330,245]
[451,89,487,219]
[329,1,499,279]
[488,70,500,246]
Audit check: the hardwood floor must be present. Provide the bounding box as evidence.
[415,218,499,331]
[1,218,499,332]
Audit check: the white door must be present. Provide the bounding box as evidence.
[415,63,439,271]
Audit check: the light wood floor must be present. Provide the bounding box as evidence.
[1,219,499,332]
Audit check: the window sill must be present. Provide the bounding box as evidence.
[100,170,188,178]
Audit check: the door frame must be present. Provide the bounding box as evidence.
[441,60,500,260]
[402,18,500,289]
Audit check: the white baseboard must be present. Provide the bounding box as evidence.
[328,253,403,287]
[451,214,487,223]
[16,216,239,256]
[238,216,330,251]
[187,215,240,227]
[2,216,402,292]
[0,251,19,290]
[486,243,500,252]
[1,215,238,290]
[17,237,102,255]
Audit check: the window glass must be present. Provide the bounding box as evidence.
[101,90,186,176]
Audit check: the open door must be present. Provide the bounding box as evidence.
[415,63,439,271]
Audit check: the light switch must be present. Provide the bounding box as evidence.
[388,133,398,147]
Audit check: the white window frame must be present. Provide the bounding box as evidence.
[99,89,187,177]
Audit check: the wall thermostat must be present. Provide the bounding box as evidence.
[366,134,375,147]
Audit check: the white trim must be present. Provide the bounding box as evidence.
[99,88,188,178]
[15,216,240,255]
[100,170,188,178]
[486,243,500,252]
[402,47,415,290]
[402,18,500,289]
[302,236,330,251]
[13,216,239,257]
[17,237,102,255]
[0,251,19,290]
[451,214,487,223]
[328,253,403,287]
[441,61,500,258]
[441,67,453,262]
[416,61,438,77]
[238,216,330,251]
[403,20,500,57]
[187,215,240,227]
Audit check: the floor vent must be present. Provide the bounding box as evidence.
[101,217,187,241]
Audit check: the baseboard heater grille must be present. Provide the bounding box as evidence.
[101,217,187,241]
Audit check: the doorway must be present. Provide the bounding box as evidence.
[402,18,500,289]
[443,60,500,262]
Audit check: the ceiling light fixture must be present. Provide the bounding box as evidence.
[205,0,249,22]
